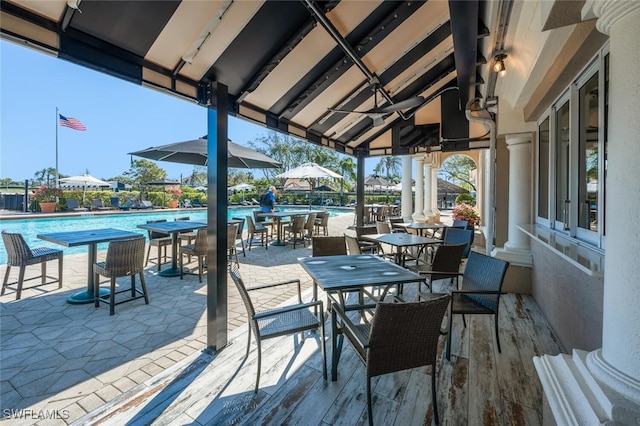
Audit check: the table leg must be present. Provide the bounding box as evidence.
[67,243,109,304]
[271,218,286,246]
[159,232,182,277]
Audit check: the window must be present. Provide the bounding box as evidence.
[578,73,599,232]
[536,48,608,250]
[538,118,550,221]
[555,101,570,229]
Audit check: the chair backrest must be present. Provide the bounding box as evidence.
[344,234,362,255]
[67,199,81,209]
[388,217,404,225]
[320,213,329,226]
[305,213,317,233]
[91,198,104,208]
[229,267,260,338]
[1,231,33,265]
[191,228,208,254]
[452,219,469,229]
[104,237,146,276]
[231,217,245,238]
[461,251,509,312]
[443,227,474,258]
[245,215,257,233]
[355,225,377,238]
[146,219,168,240]
[253,210,266,223]
[431,243,467,278]
[312,236,347,256]
[183,199,193,208]
[175,216,190,221]
[141,200,154,208]
[227,223,239,250]
[110,197,120,207]
[367,295,451,378]
[376,221,391,234]
[290,215,306,233]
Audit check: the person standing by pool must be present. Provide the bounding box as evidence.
[260,186,277,212]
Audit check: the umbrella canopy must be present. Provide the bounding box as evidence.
[59,174,111,188]
[276,163,342,207]
[144,179,181,186]
[129,136,281,169]
[275,162,342,179]
[59,174,111,203]
[228,183,254,192]
[364,174,391,188]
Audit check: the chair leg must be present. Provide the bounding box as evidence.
[145,246,151,266]
[255,340,262,393]
[494,314,501,353]
[2,265,11,295]
[16,266,26,300]
[130,275,136,297]
[197,256,203,283]
[139,272,149,304]
[110,277,116,315]
[41,261,47,284]
[94,273,100,308]
[446,306,453,361]
[157,246,162,271]
[245,329,252,358]
[247,233,253,251]
[58,256,63,289]
[432,364,439,425]
[179,252,184,280]
[367,376,374,426]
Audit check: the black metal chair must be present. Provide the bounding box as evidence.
[409,242,467,296]
[227,223,240,268]
[443,227,474,258]
[331,295,451,425]
[94,237,148,315]
[229,266,326,393]
[446,251,509,360]
[1,231,63,300]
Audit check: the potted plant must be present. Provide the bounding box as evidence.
[32,185,63,213]
[451,202,480,228]
[166,186,182,208]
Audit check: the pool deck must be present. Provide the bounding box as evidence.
[0,210,361,424]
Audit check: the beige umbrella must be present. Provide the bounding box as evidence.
[58,174,110,203]
[276,162,342,207]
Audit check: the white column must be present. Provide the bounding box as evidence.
[535,3,640,425]
[423,159,433,220]
[401,156,413,222]
[413,156,424,220]
[431,166,440,222]
[492,134,533,267]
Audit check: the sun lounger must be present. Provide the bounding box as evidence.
[91,198,115,211]
[66,198,88,212]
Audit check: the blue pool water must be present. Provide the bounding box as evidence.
[0,207,349,264]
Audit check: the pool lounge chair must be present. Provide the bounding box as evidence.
[91,198,115,211]
[192,199,206,208]
[66,199,88,212]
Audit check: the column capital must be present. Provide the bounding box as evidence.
[505,133,532,148]
[583,0,640,35]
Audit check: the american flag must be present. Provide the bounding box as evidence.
[59,114,86,131]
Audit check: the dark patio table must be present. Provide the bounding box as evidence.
[258,210,325,246]
[298,254,426,380]
[361,233,442,265]
[392,222,447,237]
[37,228,143,304]
[137,220,206,277]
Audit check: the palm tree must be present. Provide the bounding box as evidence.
[375,156,401,181]
[338,157,356,205]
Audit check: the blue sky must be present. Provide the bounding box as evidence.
[1,40,378,184]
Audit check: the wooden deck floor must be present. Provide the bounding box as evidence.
[74,281,564,426]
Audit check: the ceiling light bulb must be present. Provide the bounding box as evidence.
[493,61,504,73]
[499,69,507,77]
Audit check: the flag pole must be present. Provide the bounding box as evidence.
[55,107,59,189]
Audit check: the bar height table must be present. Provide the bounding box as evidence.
[137,220,206,277]
[37,228,143,304]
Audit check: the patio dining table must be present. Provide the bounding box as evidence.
[298,254,426,380]
[37,228,143,304]
[392,222,448,237]
[137,220,206,277]
[361,233,442,266]
[258,210,325,246]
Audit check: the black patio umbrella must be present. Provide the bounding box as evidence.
[129,136,282,169]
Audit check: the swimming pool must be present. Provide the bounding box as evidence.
[0,207,350,264]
